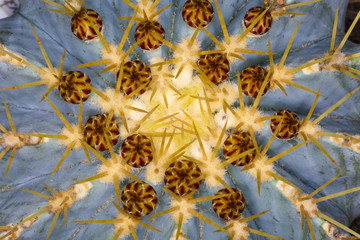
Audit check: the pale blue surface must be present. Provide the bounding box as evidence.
[0,0,360,239]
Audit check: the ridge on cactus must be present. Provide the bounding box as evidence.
[1,0,360,240]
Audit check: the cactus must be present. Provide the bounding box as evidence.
[1,0,360,239]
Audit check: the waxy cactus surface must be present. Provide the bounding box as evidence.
[1,0,360,240]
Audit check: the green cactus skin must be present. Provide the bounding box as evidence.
[1,0,360,240]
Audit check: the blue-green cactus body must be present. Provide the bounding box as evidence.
[1,0,360,240]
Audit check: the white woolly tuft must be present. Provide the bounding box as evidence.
[170,197,195,223]
[298,121,322,141]
[226,219,249,240]
[38,67,60,88]
[276,181,319,218]
[270,65,294,90]
[219,35,247,63]
[59,125,83,150]
[247,155,274,181]
[208,81,239,111]
[101,44,130,73]
[214,107,266,133]
[97,157,132,183]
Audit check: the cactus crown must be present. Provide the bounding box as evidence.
[1,0,360,240]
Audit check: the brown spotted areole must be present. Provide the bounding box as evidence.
[121,181,158,218]
[223,130,256,167]
[212,188,246,220]
[121,134,154,168]
[197,53,230,84]
[83,114,120,151]
[71,9,103,41]
[182,0,214,28]
[270,109,301,139]
[164,159,202,196]
[243,6,272,36]
[58,71,92,104]
[118,60,152,95]
[135,20,166,51]
[239,65,270,98]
